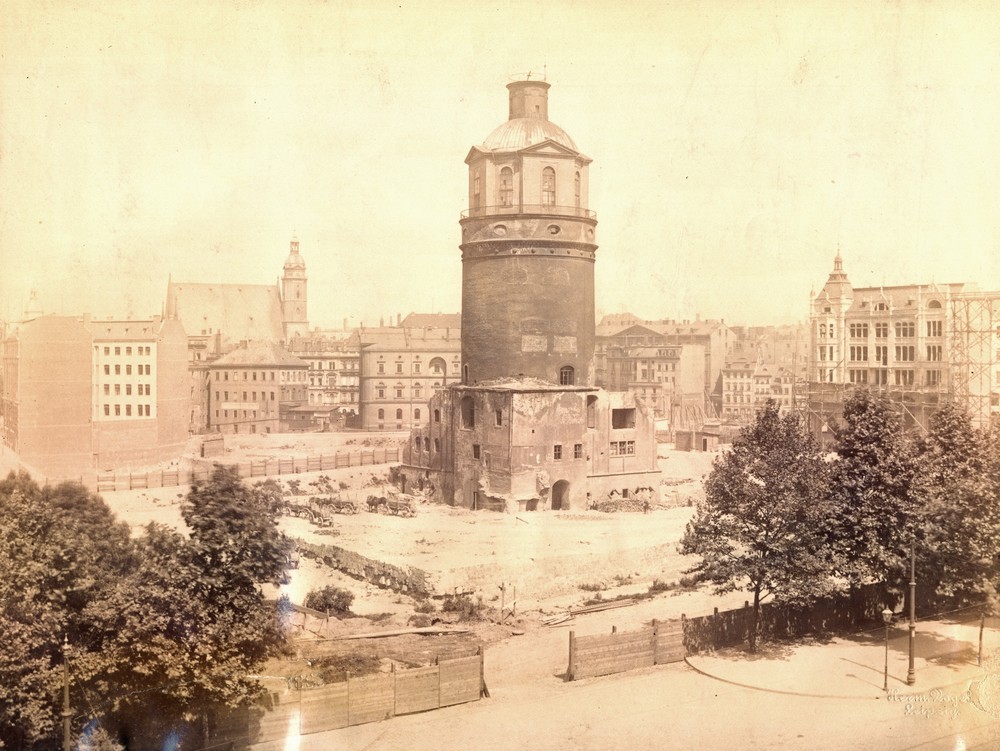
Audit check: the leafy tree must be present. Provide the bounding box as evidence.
[912,402,999,607]
[827,390,919,604]
[0,473,134,750]
[304,585,355,615]
[680,401,834,652]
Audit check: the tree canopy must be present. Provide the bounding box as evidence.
[0,465,291,750]
[681,401,835,651]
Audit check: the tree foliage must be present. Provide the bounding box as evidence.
[827,389,919,591]
[914,402,1000,609]
[0,465,291,750]
[680,401,834,651]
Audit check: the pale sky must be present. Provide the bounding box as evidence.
[1,0,998,328]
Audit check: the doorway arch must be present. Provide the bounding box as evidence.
[551,480,570,510]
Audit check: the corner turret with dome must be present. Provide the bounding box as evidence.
[460,77,598,387]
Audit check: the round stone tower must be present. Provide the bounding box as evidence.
[459,79,597,387]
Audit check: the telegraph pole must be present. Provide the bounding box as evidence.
[62,635,72,751]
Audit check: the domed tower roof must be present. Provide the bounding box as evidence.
[474,80,581,155]
[481,118,577,152]
[819,251,851,298]
[284,238,305,271]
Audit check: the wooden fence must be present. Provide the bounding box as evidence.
[567,619,684,681]
[209,651,484,746]
[93,447,402,493]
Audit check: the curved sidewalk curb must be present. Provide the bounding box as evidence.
[682,655,966,701]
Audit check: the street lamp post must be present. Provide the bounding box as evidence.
[882,608,893,692]
[908,540,916,686]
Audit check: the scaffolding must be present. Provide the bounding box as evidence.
[950,292,999,430]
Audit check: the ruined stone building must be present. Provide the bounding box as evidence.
[399,79,660,510]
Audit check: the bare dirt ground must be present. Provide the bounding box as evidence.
[91,433,734,690]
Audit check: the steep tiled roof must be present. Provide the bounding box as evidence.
[209,340,306,368]
[166,281,284,348]
[400,313,461,329]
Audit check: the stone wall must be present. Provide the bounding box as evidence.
[298,539,434,597]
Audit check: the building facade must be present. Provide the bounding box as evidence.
[166,238,310,432]
[0,315,188,479]
[357,315,462,432]
[206,341,309,434]
[287,328,361,429]
[807,253,986,432]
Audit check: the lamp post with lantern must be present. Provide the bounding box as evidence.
[882,608,893,692]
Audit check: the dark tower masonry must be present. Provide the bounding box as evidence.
[460,80,597,387]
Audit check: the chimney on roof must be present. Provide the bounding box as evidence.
[397,313,402,326]
[343,318,347,331]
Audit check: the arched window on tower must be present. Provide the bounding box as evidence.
[574,171,581,208]
[541,167,556,206]
[499,167,514,207]
[559,366,575,385]
[473,173,481,209]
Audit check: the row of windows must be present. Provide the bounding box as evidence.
[380,408,421,421]
[472,167,581,208]
[103,364,151,376]
[306,360,358,371]
[847,345,942,363]
[101,345,152,356]
[214,370,307,382]
[102,404,151,417]
[103,383,150,396]
[846,369,941,386]
[844,321,944,339]
[377,385,438,399]
[376,361,454,375]
[216,391,277,402]
[609,440,636,456]
[551,444,584,460]
[216,409,265,419]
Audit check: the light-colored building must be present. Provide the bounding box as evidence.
[206,341,309,434]
[165,238,310,432]
[0,314,188,479]
[287,328,361,429]
[358,314,462,432]
[807,252,982,432]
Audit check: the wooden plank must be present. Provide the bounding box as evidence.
[575,655,654,679]
[394,666,440,716]
[576,629,653,650]
[439,656,481,707]
[348,673,395,726]
[254,705,300,743]
[577,642,654,659]
[300,682,348,733]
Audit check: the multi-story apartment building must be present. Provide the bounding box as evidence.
[358,314,462,431]
[0,314,188,479]
[287,329,361,429]
[808,253,973,431]
[206,341,309,434]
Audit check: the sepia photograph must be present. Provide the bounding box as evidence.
[1,1,999,748]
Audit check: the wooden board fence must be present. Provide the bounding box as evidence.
[90,447,402,494]
[207,650,484,746]
[567,619,685,681]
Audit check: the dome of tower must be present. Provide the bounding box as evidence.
[480,118,577,152]
[284,239,305,270]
